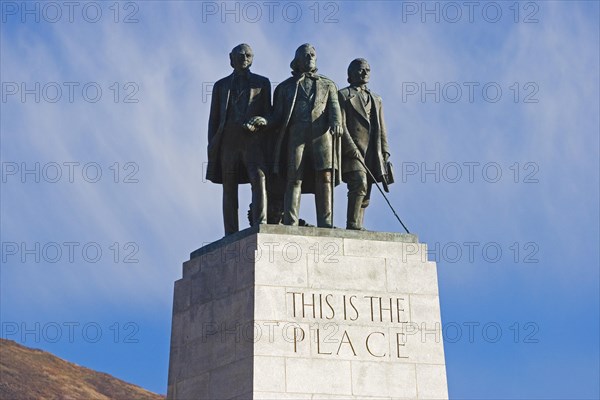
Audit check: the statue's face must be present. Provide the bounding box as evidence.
[231,46,253,71]
[349,61,370,85]
[296,46,317,73]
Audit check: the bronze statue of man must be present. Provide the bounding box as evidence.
[339,58,392,230]
[253,43,343,227]
[205,44,271,235]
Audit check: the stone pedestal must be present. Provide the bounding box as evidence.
[167,225,447,399]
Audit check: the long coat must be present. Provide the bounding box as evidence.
[205,72,271,184]
[269,74,342,193]
[338,86,390,182]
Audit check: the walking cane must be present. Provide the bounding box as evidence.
[359,157,410,234]
[330,129,336,228]
[344,132,410,233]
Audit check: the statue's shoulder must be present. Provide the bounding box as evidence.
[213,75,233,93]
[338,86,352,98]
[274,76,297,92]
[317,75,338,89]
[370,90,383,102]
[214,74,232,86]
[278,76,296,86]
[249,72,270,86]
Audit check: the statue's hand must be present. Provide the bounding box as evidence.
[243,123,257,132]
[384,152,390,162]
[243,116,267,133]
[330,125,343,138]
[247,116,267,129]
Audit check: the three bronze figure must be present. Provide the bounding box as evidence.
[207,43,394,236]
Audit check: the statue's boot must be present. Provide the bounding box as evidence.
[283,181,302,226]
[267,194,284,225]
[316,181,333,228]
[223,181,239,235]
[359,205,366,228]
[251,173,267,226]
[346,194,365,230]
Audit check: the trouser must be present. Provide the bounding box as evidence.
[222,172,266,234]
[221,125,267,235]
[283,123,333,228]
[283,170,332,228]
[344,170,372,229]
[266,173,285,224]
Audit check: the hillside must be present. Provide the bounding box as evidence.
[0,338,164,400]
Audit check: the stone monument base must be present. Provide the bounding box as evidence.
[167,225,447,399]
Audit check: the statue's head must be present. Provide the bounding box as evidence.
[290,43,317,74]
[347,58,370,85]
[229,43,254,71]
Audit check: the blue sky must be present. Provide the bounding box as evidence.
[1,1,598,398]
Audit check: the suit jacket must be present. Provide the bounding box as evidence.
[206,71,271,184]
[339,86,390,181]
[268,73,342,192]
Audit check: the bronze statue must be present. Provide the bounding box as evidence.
[339,58,392,230]
[251,44,343,228]
[205,44,271,235]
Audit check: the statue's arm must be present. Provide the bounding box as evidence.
[379,98,390,160]
[208,81,221,143]
[265,83,284,128]
[327,82,343,135]
[245,78,272,132]
[263,79,272,115]
[338,93,361,159]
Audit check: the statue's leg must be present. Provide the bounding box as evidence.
[220,133,241,235]
[283,137,305,226]
[222,174,239,235]
[266,173,285,224]
[315,170,333,228]
[346,170,367,230]
[283,180,302,226]
[360,180,372,227]
[248,163,267,226]
[244,136,268,227]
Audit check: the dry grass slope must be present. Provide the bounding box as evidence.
[0,339,164,400]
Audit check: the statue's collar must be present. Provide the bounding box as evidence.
[232,69,251,78]
[292,70,320,80]
[351,84,369,93]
